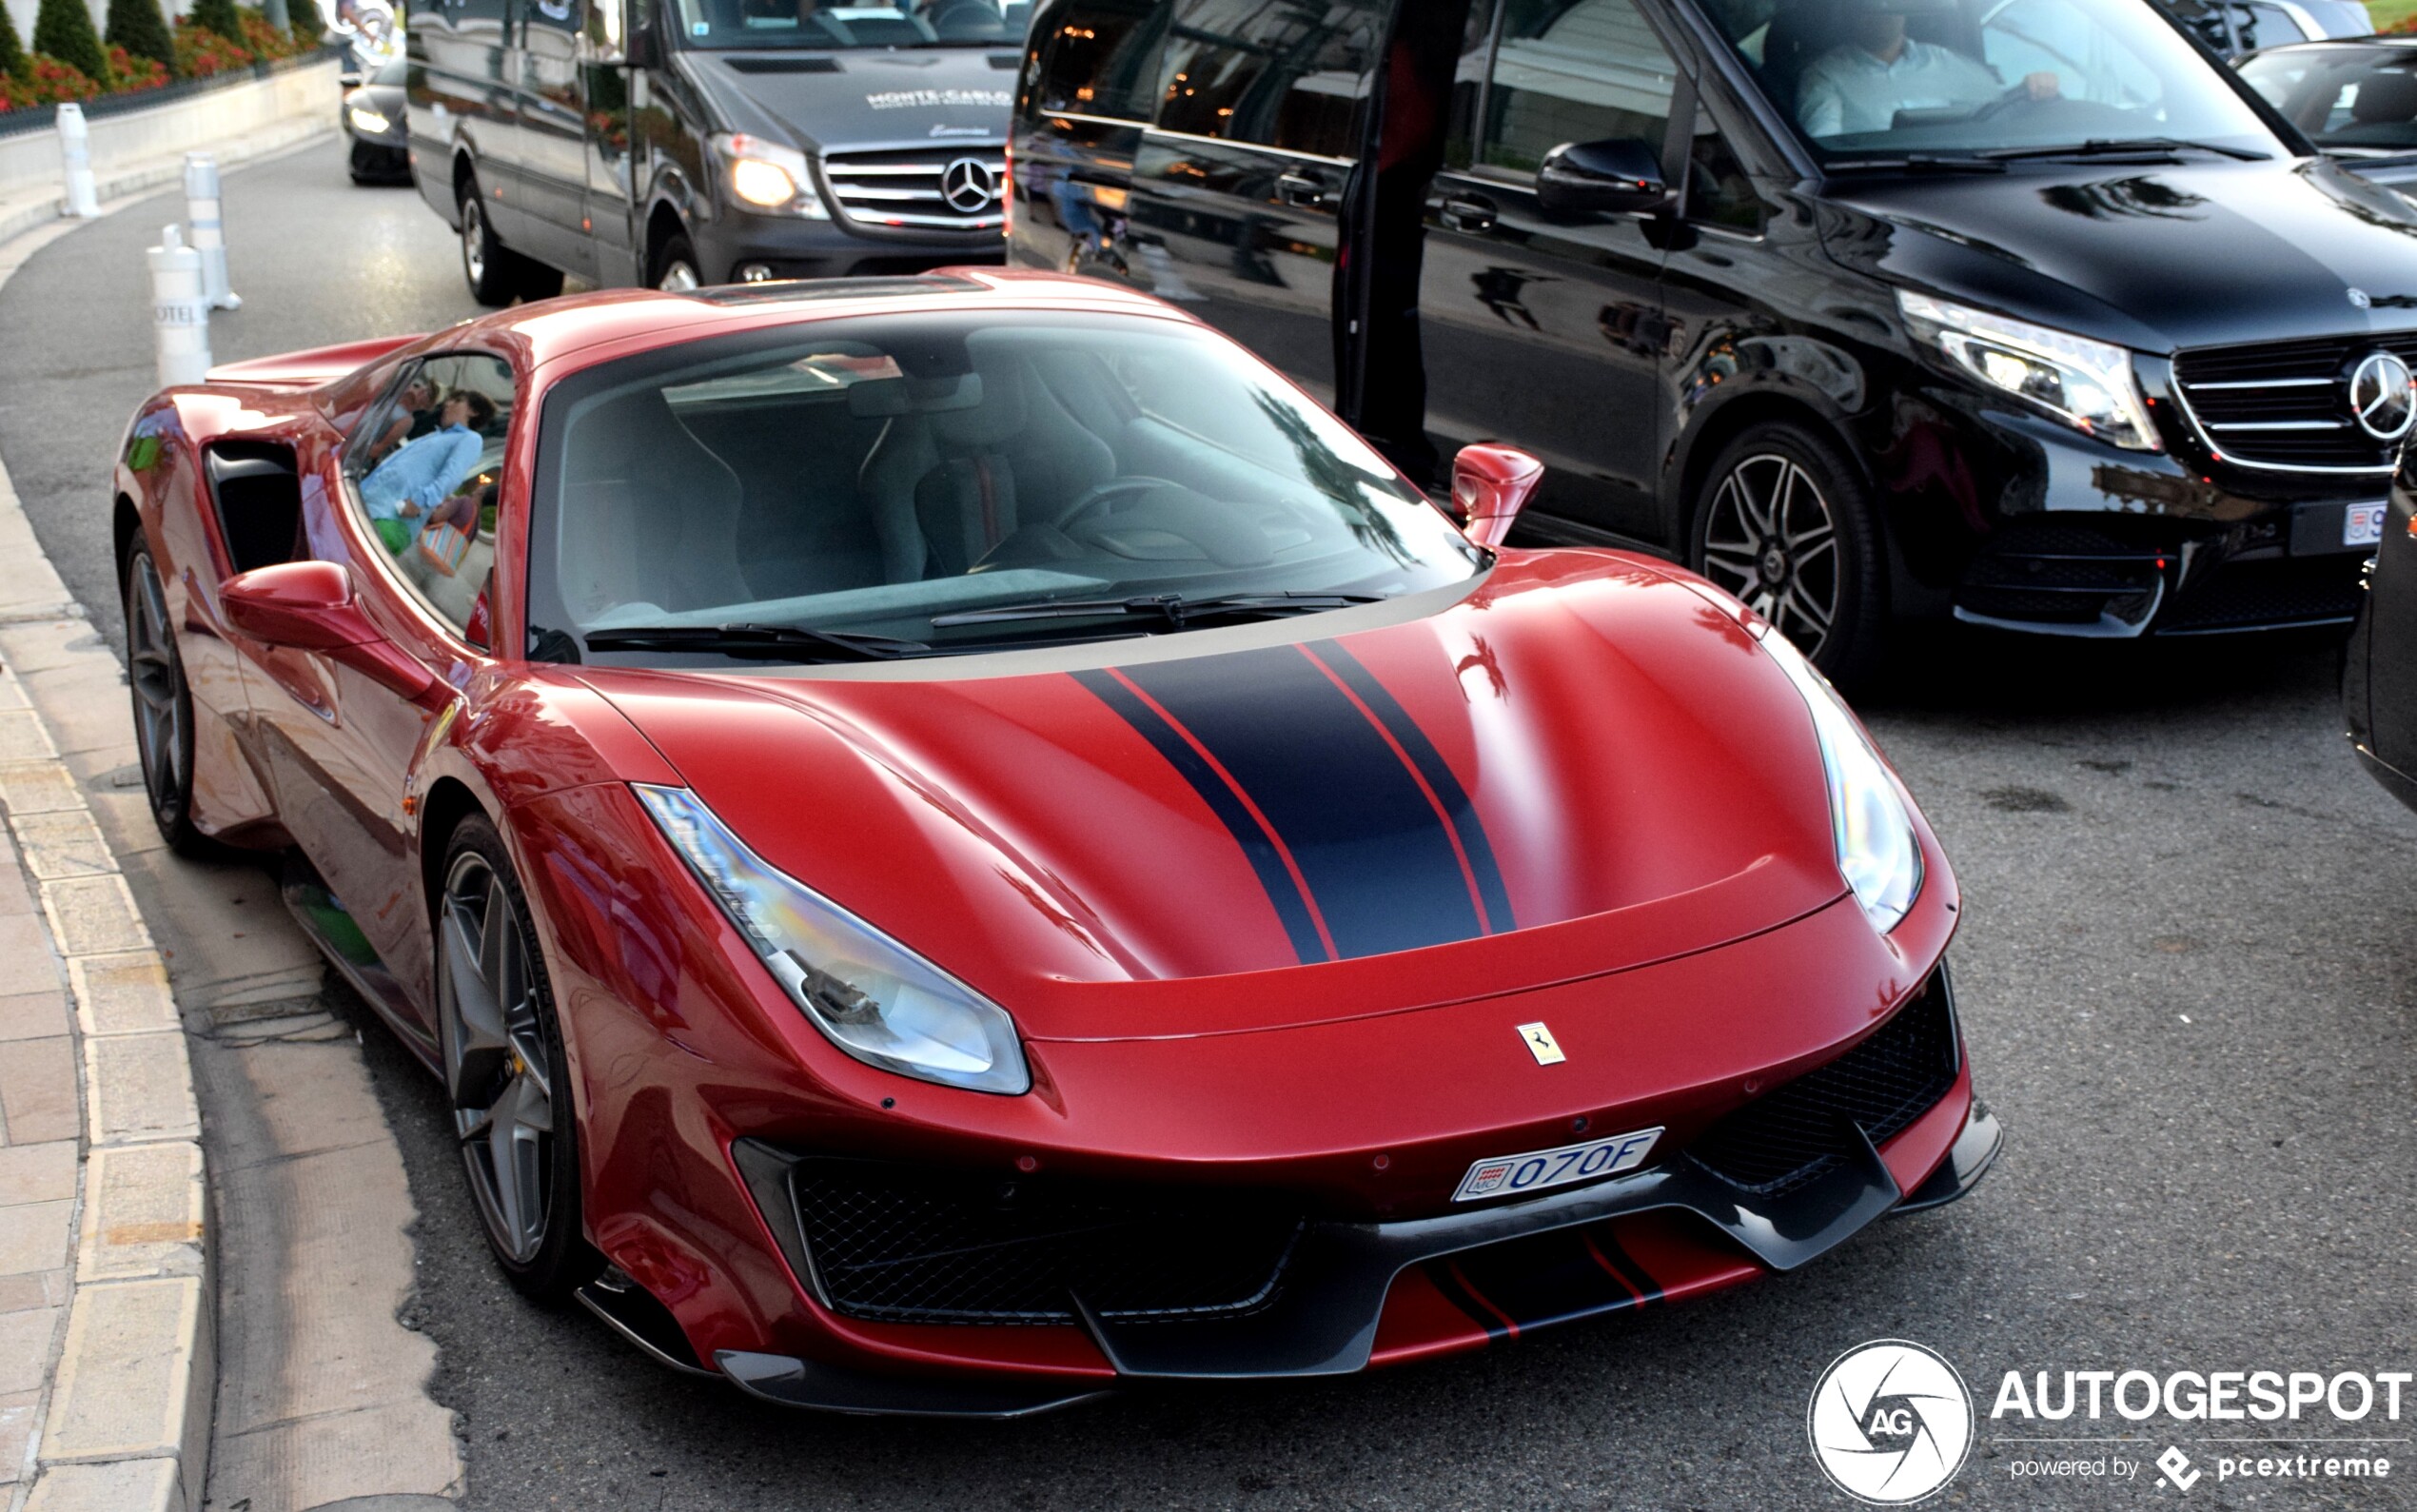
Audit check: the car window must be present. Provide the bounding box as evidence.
[1481,0,1680,178]
[344,352,515,644]
[1032,0,1173,119]
[1152,0,1385,158]
[2242,49,2417,151]
[524,310,1482,665]
[1686,101,1765,232]
[1707,0,2278,161]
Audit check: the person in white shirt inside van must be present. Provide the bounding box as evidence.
[1798,0,2061,137]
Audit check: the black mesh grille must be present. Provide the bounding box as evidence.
[2158,557,2367,633]
[2172,334,2417,472]
[1686,978,1957,1198]
[790,1162,1305,1325]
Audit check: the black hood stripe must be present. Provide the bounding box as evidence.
[1071,667,1333,963]
[1115,648,1488,962]
[1310,639,1516,934]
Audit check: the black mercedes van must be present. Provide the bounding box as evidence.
[1010,0,2417,677]
[407,0,1024,302]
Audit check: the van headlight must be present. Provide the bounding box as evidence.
[636,785,1030,1094]
[1754,633,1922,933]
[1898,290,2159,452]
[712,132,830,219]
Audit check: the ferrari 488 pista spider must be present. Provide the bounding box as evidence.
[113,270,1997,1415]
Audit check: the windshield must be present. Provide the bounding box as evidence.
[1701,0,2280,160]
[672,0,1029,48]
[2242,45,2417,153]
[527,308,1482,667]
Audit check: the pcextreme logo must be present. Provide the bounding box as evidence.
[1809,1340,1975,1504]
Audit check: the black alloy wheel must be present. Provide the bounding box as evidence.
[438,816,591,1299]
[124,545,204,854]
[1691,422,1887,686]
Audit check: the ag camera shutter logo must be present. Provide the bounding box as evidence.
[1809,1340,1975,1503]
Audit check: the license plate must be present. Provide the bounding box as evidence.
[1452,1127,1662,1203]
[2348,502,2388,548]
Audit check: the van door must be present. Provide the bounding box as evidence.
[1121,0,1386,403]
[580,0,640,284]
[1419,0,1680,545]
[514,0,599,275]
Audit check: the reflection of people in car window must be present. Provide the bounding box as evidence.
[360,391,495,553]
[1798,0,2058,137]
[367,375,441,464]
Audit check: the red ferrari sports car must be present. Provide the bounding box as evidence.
[113,270,1996,1416]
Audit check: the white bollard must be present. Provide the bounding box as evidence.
[56,105,99,219]
[183,154,241,310]
[149,226,212,389]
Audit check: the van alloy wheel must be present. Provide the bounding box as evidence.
[1699,453,1843,659]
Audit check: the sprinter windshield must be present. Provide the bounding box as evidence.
[1703,0,2279,160]
[673,0,1027,47]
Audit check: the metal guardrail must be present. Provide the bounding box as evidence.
[0,46,343,141]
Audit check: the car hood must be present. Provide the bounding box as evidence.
[576,555,1859,1039]
[1823,156,2417,352]
[678,47,1014,152]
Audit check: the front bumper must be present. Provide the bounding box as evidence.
[689,206,1003,283]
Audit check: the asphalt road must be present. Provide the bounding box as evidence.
[0,139,2411,1512]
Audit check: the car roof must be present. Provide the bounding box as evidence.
[448,268,1198,375]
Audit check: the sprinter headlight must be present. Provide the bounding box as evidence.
[713,133,830,219]
[1755,632,1922,933]
[1899,290,2159,452]
[637,785,1029,1094]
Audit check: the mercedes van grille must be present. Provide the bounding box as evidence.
[820,147,1007,233]
[2171,334,2417,474]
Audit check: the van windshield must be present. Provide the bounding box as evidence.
[672,0,1028,48]
[1702,0,2281,161]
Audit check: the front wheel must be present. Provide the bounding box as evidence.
[1690,422,1888,687]
[124,545,204,854]
[652,232,703,293]
[437,816,593,1300]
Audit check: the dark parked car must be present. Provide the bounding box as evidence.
[2347,450,2417,815]
[2160,0,2369,60]
[344,56,411,185]
[1012,0,2417,680]
[2241,37,2417,189]
[406,0,1024,304]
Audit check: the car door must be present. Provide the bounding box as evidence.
[1121,0,1387,403]
[1417,0,1681,545]
[244,351,512,1035]
[515,0,599,274]
[580,0,640,284]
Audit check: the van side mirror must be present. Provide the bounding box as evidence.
[1451,444,1546,549]
[621,10,660,69]
[1536,138,1673,219]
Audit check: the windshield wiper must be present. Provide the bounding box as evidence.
[1981,138,2270,163]
[929,592,1385,630]
[1823,153,2006,175]
[580,624,933,662]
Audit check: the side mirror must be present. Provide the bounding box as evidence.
[222,561,438,700]
[1451,443,1546,549]
[1536,138,1673,220]
[621,14,660,69]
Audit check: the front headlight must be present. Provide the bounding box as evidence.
[347,105,392,135]
[636,785,1030,1094]
[711,132,830,219]
[1754,633,1922,933]
[1898,290,2159,452]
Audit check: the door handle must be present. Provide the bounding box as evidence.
[1276,171,1330,209]
[1441,195,1498,233]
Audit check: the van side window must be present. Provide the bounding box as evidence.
[1686,103,1764,234]
[1034,0,1172,120]
[1482,0,1678,177]
[1154,0,1385,159]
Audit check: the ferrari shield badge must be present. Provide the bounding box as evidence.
[1517,1022,1565,1066]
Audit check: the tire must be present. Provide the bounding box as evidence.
[457,179,519,306]
[651,232,703,293]
[1689,421,1888,688]
[436,815,595,1300]
[124,545,205,855]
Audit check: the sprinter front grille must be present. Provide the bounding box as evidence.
[2171,334,2417,474]
[820,146,1007,232]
